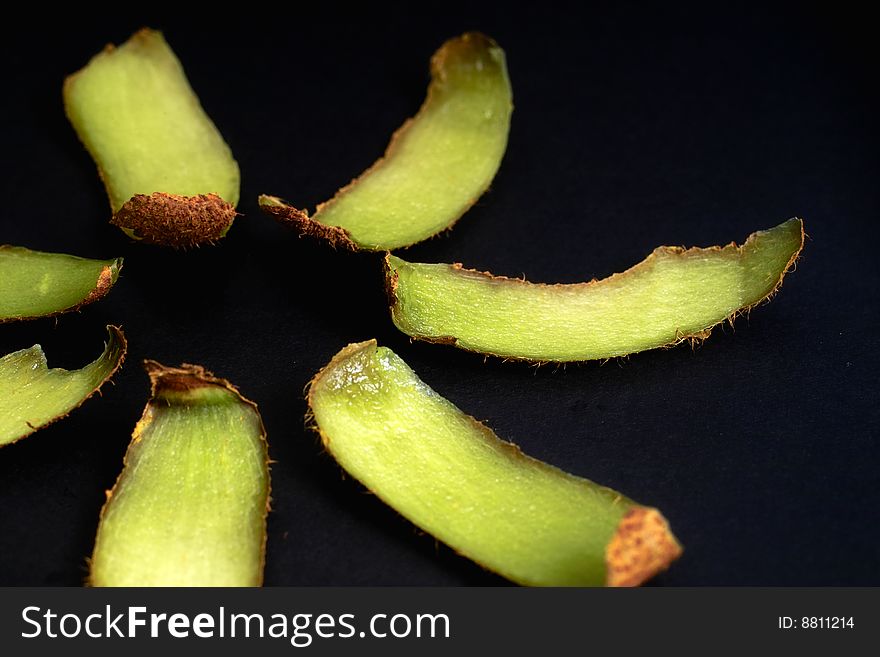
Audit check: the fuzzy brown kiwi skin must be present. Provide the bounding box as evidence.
[112,192,237,249]
[605,507,683,587]
[382,220,805,364]
[81,265,116,305]
[258,195,359,251]
[144,360,237,395]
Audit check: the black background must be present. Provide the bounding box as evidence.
[0,2,877,586]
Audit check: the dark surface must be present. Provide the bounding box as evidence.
[0,2,877,586]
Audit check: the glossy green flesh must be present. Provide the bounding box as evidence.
[0,327,125,446]
[90,383,267,586]
[310,341,633,586]
[0,246,120,321]
[302,34,511,250]
[389,219,803,361]
[64,29,239,212]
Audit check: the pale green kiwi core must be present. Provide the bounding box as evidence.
[388,218,804,361]
[64,29,239,212]
[0,326,126,446]
[309,340,670,586]
[0,246,121,321]
[261,32,512,250]
[90,368,268,586]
